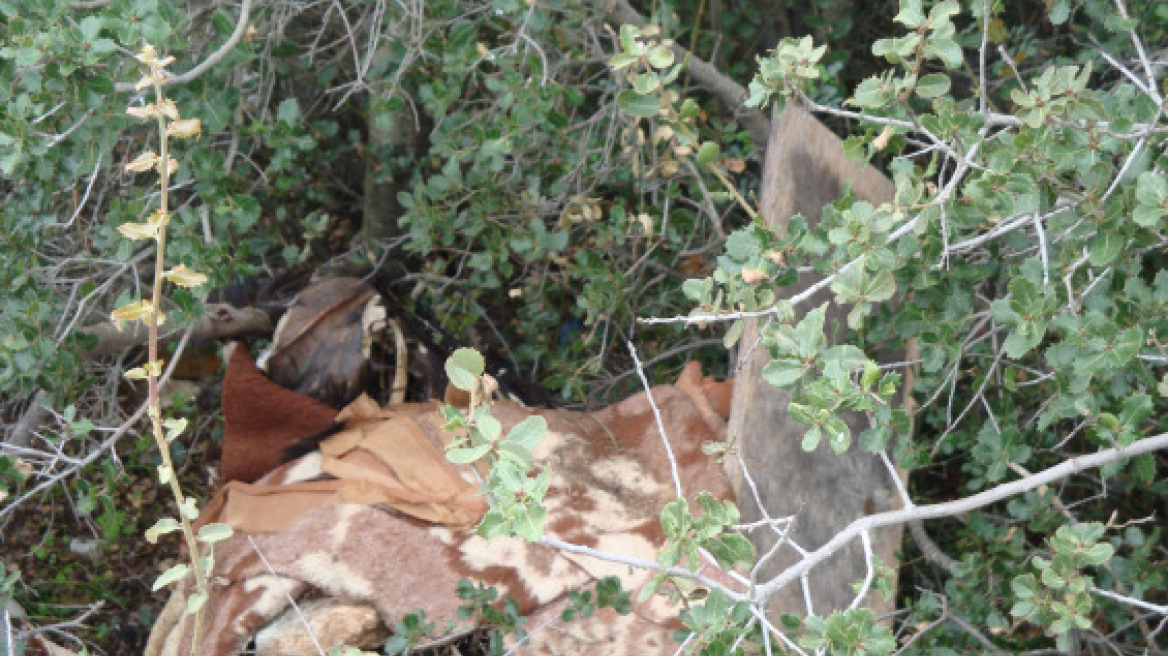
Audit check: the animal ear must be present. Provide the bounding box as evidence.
[220,343,337,487]
[263,277,379,409]
[443,383,471,408]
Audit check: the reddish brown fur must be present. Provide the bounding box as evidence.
[219,346,337,486]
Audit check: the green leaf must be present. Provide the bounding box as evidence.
[447,444,492,464]
[638,574,664,604]
[514,505,547,541]
[660,499,688,537]
[915,73,951,98]
[860,426,890,452]
[152,563,188,591]
[723,319,744,349]
[1041,566,1066,589]
[1011,599,1036,618]
[619,24,640,53]
[276,98,301,126]
[78,16,102,40]
[632,72,660,94]
[476,512,508,540]
[761,357,807,387]
[503,416,546,454]
[861,361,880,390]
[445,348,485,392]
[831,259,896,305]
[1002,331,1036,359]
[1134,205,1165,228]
[1011,573,1039,599]
[791,306,827,358]
[660,61,685,86]
[724,228,762,261]
[476,411,502,442]
[925,38,964,68]
[145,517,181,543]
[492,459,526,489]
[853,77,890,109]
[91,38,117,56]
[197,523,234,544]
[822,345,869,373]
[1049,0,1071,24]
[705,533,755,569]
[384,635,410,655]
[1119,393,1153,430]
[696,141,721,166]
[1134,171,1167,228]
[1083,543,1114,566]
[893,1,925,27]
[801,426,822,451]
[824,416,851,454]
[679,98,701,120]
[682,277,713,303]
[609,53,639,70]
[617,90,660,117]
[1089,231,1124,266]
[647,45,675,69]
[930,0,961,20]
[187,590,208,614]
[211,9,235,34]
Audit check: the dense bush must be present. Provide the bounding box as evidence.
[657,0,1168,652]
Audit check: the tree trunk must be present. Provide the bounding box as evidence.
[362,49,423,247]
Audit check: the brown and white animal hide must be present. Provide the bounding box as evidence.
[146,359,740,656]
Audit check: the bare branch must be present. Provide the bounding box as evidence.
[115,0,253,94]
[540,535,748,601]
[80,303,272,358]
[0,327,196,521]
[627,341,684,499]
[754,431,1168,601]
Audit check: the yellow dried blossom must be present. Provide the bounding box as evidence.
[163,264,208,288]
[126,104,158,120]
[117,221,159,241]
[125,151,160,173]
[166,118,202,139]
[158,99,179,121]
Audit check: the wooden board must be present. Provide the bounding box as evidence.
[725,105,903,619]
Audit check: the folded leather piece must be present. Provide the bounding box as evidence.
[200,396,487,533]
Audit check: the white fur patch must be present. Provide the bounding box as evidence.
[328,505,362,551]
[459,534,527,571]
[241,574,303,625]
[428,526,456,545]
[531,429,570,460]
[292,552,374,598]
[577,488,642,532]
[589,456,663,497]
[458,535,589,604]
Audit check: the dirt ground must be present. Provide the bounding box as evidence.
[6,432,213,655]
